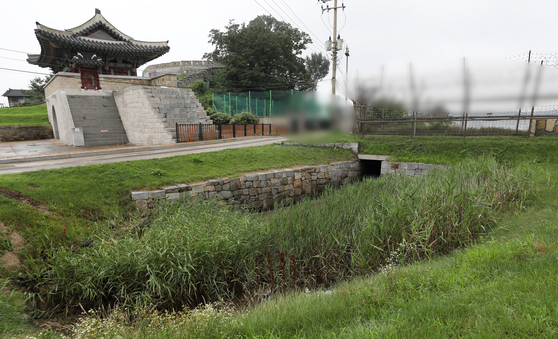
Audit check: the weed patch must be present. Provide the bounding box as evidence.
[26,157,532,317]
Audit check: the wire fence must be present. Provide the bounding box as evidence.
[355,105,558,137]
[212,90,300,117]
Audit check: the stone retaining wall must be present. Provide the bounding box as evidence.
[381,161,445,176]
[0,125,53,142]
[132,160,362,214]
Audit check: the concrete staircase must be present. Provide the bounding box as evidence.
[66,94,129,146]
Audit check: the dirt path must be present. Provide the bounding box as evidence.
[0,221,25,269]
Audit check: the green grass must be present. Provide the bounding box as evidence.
[0,279,35,337]
[2,134,558,338]
[0,105,49,126]
[26,157,531,318]
[0,145,354,223]
[61,164,556,339]
[0,145,355,263]
[222,167,558,338]
[358,135,558,165]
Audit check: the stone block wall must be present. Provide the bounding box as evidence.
[46,73,177,98]
[381,161,446,176]
[45,73,82,98]
[143,60,223,78]
[114,86,212,146]
[132,160,362,214]
[0,125,53,142]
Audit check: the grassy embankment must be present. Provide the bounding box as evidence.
[0,145,355,336]
[2,135,558,338]
[0,105,49,126]
[26,157,531,316]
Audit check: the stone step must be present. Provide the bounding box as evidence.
[67,94,129,146]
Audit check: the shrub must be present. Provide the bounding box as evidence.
[187,80,207,96]
[230,111,258,125]
[209,112,231,125]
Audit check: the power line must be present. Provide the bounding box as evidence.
[0,47,29,54]
[280,0,324,44]
[0,67,50,75]
[253,0,325,55]
[270,0,327,53]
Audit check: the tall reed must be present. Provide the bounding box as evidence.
[27,157,533,315]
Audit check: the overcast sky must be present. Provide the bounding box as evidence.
[1,0,556,107]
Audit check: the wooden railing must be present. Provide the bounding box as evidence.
[176,123,286,142]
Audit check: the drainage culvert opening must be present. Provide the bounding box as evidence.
[360,160,382,178]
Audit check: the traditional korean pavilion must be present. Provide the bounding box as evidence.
[27,9,170,89]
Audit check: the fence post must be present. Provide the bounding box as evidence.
[198,123,203,141]
[244,124,247,137]
[254,123,256,135]
[218,124,222,139]
[176,123,180,142]
[269,124,271,135]
[233,124,236,138]
[261,123,264,135]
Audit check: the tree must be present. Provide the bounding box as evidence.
[23,74,53,102]
[203,15,312,92]
[305,53,330,91]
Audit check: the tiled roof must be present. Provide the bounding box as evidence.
[2,89,33,97]
[33,26,169,56]
[27,9,169,69]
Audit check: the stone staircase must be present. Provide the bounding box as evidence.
[67,94,129,146]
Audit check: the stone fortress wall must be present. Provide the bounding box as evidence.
[114,86,212,145]
[45,73,177,98]
[142,60,224,78]
[44,72,209,146]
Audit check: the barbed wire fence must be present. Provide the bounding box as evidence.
[355,52,558,137]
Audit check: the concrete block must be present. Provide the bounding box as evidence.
[131,192,149,200]
[166,193,180,200]
[246,174,258,181]
[407,163,418,170]
[191,184,205,194]
[177,184,191,191]
[163,185,180,193]
[149,190,166,199]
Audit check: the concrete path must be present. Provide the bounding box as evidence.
[0,137,286,175]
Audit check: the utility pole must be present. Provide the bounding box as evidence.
[321,1,346,95]
[332,0,338,95]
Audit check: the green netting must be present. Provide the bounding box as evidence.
[212,90,300,117]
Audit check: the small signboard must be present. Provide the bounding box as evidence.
[487,113,493,115]
[101,130,108,132]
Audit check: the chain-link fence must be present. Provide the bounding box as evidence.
[212,90,300,117]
